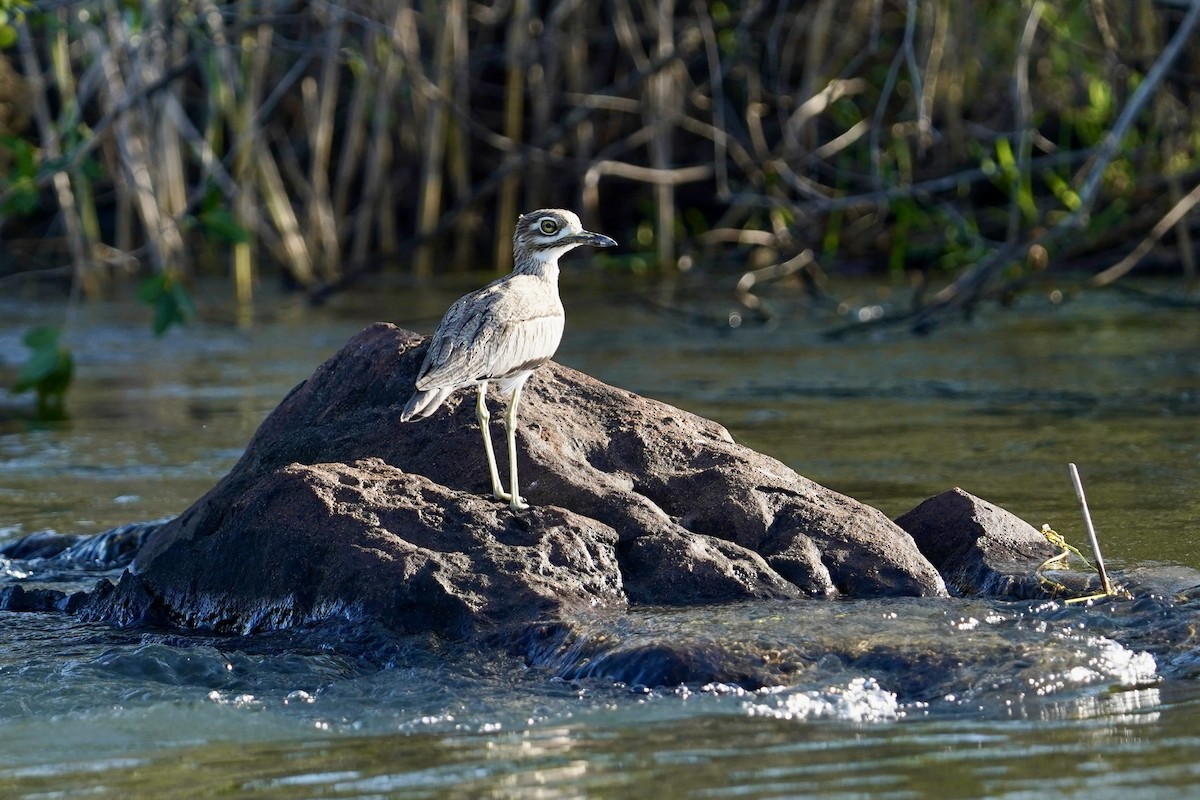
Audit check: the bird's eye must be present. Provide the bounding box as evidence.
[539,218,559,235]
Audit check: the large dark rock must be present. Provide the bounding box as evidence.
[84,459,624,635]
[896,487,1064,598]
[84,323,946,636]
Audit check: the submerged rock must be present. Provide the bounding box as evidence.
[896,487,1064,598]
[521,617,809,689]
[1,531,81,561]
[0,519,167,616]
[76,322,946,636]
[0,584,88,613]
[0,519,166,567]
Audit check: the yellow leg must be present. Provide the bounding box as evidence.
[504,384,529,511]
[476,383,505,500]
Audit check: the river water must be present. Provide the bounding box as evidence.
[1,275,1198,798]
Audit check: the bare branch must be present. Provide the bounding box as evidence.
[1093,180,1200,286]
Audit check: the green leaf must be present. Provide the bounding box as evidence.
[0,133,36,174]
[994,138,1016,173]
[171,277,197,320]
[136,273,163,304]
[138,273,195,337]
[1044,171,1081,211]
[11,325,74,419]
[21,325,60,350]
[0,0,27,51]
[152,294,176,337]
[197,208,251,244]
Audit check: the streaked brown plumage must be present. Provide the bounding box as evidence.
[400,209,617,511]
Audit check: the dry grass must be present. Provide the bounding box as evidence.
[1,0,1197,322]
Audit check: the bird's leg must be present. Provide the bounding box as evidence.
[476,382,506,500]
[503,384,529,511]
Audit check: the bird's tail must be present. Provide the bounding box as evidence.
[399,386,452,421]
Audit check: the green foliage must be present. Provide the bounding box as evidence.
[882,196,987,276]
[821,205,844,259]
[683,207,709,238]
[1036,523,1125,603]
[187,192,251,246]
[0,1,30,49]
[0,134,41,215]
[1043,170,1081,213]
[994,138,1036,224]
[11,325,73,420]
[194,208,250,244]
[888,198,918,275]
[1063,77,1116,146]
[138,273,196,337]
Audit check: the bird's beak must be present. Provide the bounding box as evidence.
[569,231,618,249]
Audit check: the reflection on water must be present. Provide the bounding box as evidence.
[1051,685,1162,725]
[3,693,1200,799]
[1,277,1199,797]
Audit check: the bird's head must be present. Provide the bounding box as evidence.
[513,209,617,266]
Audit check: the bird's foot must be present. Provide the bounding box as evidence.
[492,490,528,511]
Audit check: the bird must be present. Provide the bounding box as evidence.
[400,209,617,511]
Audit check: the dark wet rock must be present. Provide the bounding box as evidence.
[79,322,946,636]
[1,519,166,568]
[0,584,88,613]
[841,644,982,704]
[56,519,167,566]
[896,487,1063,598]
[520,610,974,697]
[1,531,81,560]
[520,618,809,690]
[80,573,162,628]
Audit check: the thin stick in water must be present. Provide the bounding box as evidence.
[1069,462,1114,596]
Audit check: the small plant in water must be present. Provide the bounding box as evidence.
[11,325,73,420]
[1037,523,1125,603]
[138,272,196,337]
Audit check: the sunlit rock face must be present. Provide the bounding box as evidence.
[78,322,949,637]
[896,487,1068,598]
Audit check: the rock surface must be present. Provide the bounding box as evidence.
[896,487,1063,598]
[83,323,947,636]
[85,459,624,635]
[0,584,88,613]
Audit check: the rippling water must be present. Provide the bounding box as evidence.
[1,277,1198,798]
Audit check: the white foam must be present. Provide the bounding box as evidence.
[743,677,901,723]
[1085,636,1158,685]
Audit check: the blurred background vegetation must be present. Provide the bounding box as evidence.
[1,0,1198,411]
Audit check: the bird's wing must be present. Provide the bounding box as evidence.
[414,290,495,390]
[415,283,563,390]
